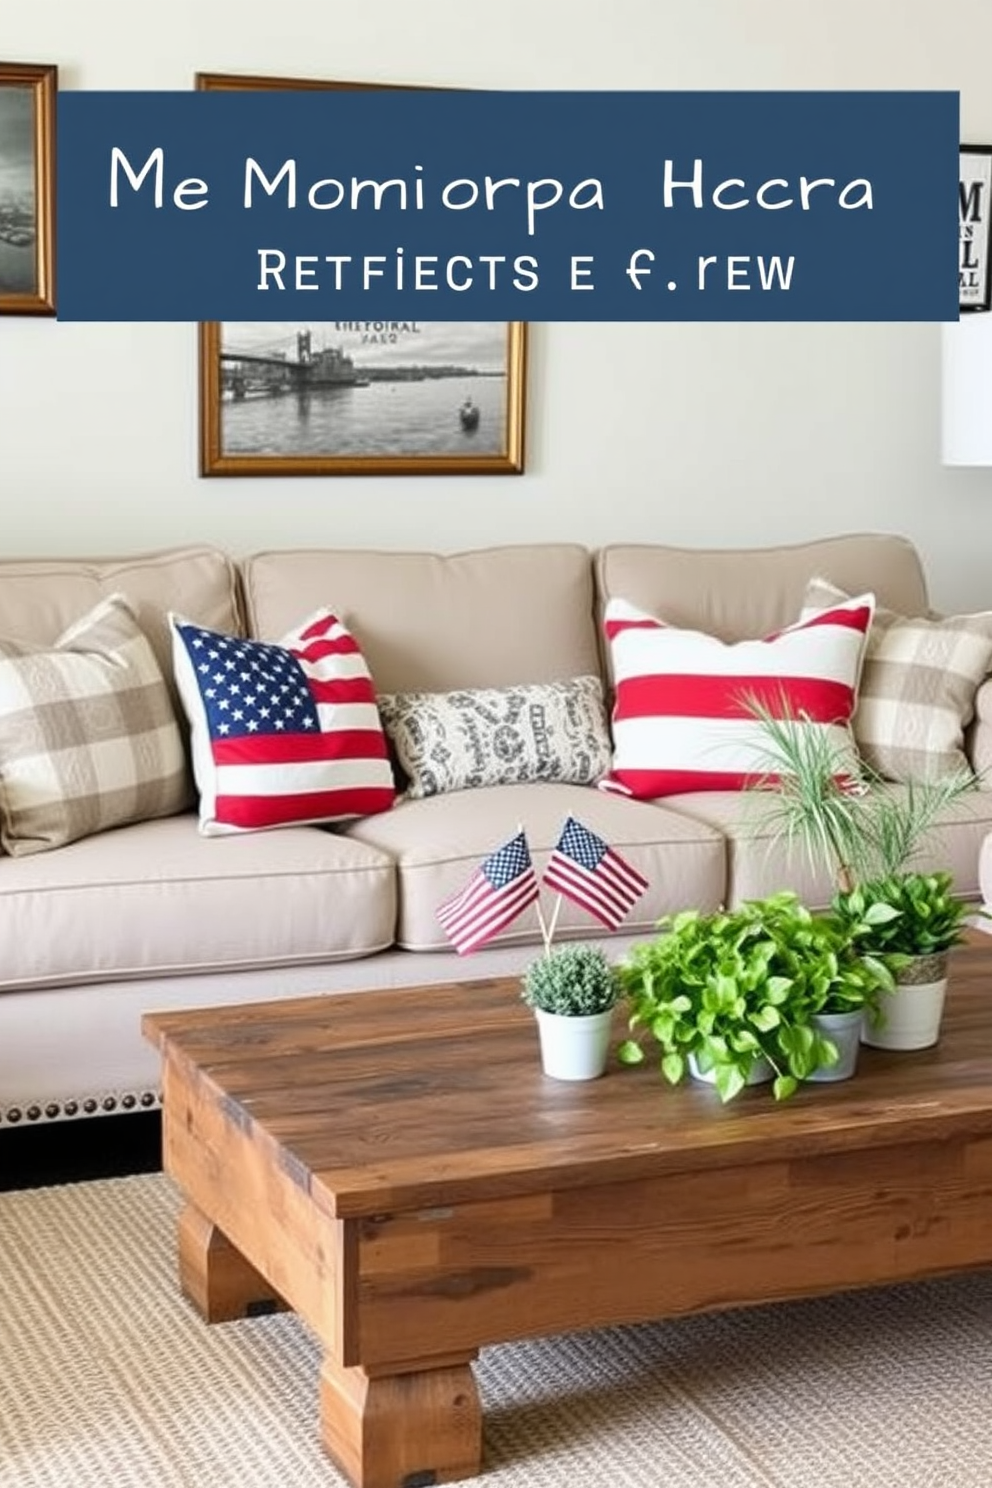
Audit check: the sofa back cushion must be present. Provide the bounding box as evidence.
[242,544,601,693]
[595,534,928,651]
[0,546,242,685]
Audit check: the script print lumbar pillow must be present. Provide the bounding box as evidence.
[0,593,189,856]
[377,675,613,799]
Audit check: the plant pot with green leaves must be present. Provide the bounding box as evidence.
[521,943,623,1081]
[831,870,969,1050]
[615,890,892,1101]
[744,697,978,1052]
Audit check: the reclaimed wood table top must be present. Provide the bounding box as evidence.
[143,933,992,1221]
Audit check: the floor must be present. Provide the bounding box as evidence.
[0,1111,163,1191]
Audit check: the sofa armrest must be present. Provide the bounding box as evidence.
[967,677,992,785]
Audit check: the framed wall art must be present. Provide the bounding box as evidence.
[0,61,56,315]
[195,73,527,476]
[960,144,992,314]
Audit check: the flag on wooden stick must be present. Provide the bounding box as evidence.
[542,816,648,930]
[437,829,539,954]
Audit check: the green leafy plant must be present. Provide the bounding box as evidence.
[832,871,969,963]
[615,891,895,1103]
[521,943,621,1017]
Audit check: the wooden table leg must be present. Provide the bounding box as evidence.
[178,1201,286,1323]
[320,1351,482,1488]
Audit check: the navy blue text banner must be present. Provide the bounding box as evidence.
[56,89,959,322]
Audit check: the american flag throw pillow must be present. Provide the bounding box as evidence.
[170,609,396,834]
[600,593,874,799]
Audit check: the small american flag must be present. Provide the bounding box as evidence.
[171,609,395,833]
[542,816,648,930]
[437,830,539,955]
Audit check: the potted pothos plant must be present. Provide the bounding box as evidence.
[521,944,622,1081]
[745,698,977,1050]
[831,870,969,1049]
[615,890,894,1102]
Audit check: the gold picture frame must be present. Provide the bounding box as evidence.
[196,72,527,476]
[0,61,56,315]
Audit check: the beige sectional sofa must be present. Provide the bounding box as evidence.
[2,533,991,1129]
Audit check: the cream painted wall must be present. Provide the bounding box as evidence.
[4,0,992,610]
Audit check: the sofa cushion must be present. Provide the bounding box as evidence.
[595,534,927,650]
[0,814,396,991]
[663,787,992,910]
[600,594,873,799]
[0,595,189,857]
[241,544,602,693]
[343,783,726,950]
[377,676,612,799]
[802,577,992,783]
[170,609,396,835]
[0,546,242,690]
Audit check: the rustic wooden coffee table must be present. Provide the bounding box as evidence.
[144,937,992,1488]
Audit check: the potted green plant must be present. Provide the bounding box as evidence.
[615,890,892,1101]
[831,870,968,1049]
[521,944,622,1081]
[744,697,978,1050]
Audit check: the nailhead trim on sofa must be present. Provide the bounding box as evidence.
[0,1089,162,1125]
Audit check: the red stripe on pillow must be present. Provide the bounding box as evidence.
[213,728,389,767]
[765,604,873,642]
[602,767,788,797]
[604,614,666,641]
[308,675,379,706]
[296,633,362,660]
[215,784,396,830]
[614,674,855,723]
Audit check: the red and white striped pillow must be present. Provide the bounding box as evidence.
[600,594,874,799]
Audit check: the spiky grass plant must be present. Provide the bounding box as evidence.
[861,775,979,880]
[742,693,979,892]
[743,701,865,892]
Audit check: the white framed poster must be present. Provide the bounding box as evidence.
[960,145,992,313]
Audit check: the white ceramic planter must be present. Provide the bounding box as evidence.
[687,1052,774,1087]
[861,977,948,1051]
[808,1010,863,1081]
[534,1008,613,1081]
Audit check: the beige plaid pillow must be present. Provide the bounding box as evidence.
[0,593,189,856]
[802,577,992,782]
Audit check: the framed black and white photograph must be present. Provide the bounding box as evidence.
[200,320,527,476]
[0,61,56,315]
[960,144,992,313]
[196,70,527,476]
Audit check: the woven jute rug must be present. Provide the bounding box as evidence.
[2,1172,992,1488]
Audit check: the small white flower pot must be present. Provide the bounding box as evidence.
[687,1052,774,1087]
[534,1008,613,1081]
[808,1010,863,1081]
[861,977,948,1051]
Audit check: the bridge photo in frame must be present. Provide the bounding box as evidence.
[195,71,527,476]
[199,318,527,476]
